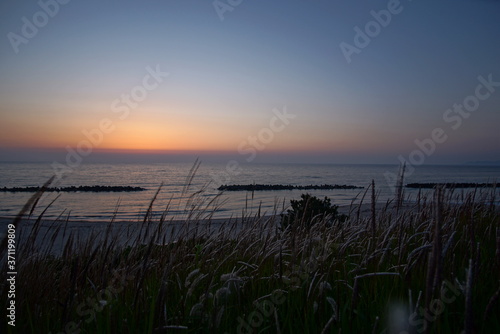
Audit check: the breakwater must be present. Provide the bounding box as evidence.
[0,185,146,192]
[406,182,496,189]
[217,184,364,191]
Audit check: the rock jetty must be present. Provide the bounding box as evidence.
[0,185,146,192]
[217,184,364,191]
[406,182,496,189]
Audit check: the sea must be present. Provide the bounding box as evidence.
[0,162,499,222]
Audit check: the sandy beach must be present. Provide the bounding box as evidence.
[0,202,419,256]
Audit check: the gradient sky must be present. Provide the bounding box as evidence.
[1,0,499,164]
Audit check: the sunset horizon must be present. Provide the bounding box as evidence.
[2,1,500,167]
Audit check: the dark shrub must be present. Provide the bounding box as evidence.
[281,193,348,229]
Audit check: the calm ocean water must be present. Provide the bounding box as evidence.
[0,162,499,221]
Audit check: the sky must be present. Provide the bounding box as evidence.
[0,0,499,165]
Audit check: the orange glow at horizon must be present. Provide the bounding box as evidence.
[1,102,406,156]
[0,114,404,155]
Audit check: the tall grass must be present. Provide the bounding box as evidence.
[1,176,499,333]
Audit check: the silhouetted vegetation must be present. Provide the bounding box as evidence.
[1,177,499,333]
[281,193,348,229]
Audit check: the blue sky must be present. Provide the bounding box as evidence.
[0,0,499,164]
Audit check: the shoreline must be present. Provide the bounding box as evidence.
[0,202,415,254]
[0,201,414,223]
[0,201,438,233]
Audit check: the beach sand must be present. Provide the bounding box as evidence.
[0,202,418,256]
